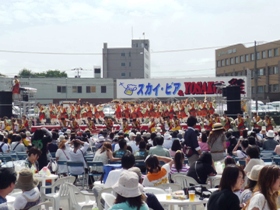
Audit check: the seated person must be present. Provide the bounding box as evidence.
[25,147,42,173]
[0,168,17,209]
[110,170,149,210]
[263,130,278,150]
[134,140,149,160]
[142,155,173,187]
[170,150,189,176]
[14,168,40,210]
[244,146,264,174]
[232,139,248,159]
[148,136,170,157]
[187,152,217,184]
[113,139,131,158]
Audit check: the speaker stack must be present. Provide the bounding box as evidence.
[0,91,13,118]
[224,85,243,118]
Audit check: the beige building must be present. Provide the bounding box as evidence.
[215,40,280,101]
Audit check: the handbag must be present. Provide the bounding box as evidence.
[183,145,194,157]
[47,159,58,173]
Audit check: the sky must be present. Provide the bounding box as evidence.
[0,0,280,79]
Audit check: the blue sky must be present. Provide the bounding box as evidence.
[0,0,280,78]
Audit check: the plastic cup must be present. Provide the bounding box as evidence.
[166,194,172,200]
[189,190,195,202]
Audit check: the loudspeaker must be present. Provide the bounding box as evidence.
[222,88,227,97]
[0,91,13,118]
[22,94,28,101]
[225,86,242,118]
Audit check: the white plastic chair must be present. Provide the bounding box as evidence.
[101,192,116,210]
[41,176,75,210]
[96,187,113,210]
[157,183,182,192]
[143,187,166,194]
[172,174,209,188]
[66,183,96,210]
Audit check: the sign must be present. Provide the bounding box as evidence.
[116,77,247,99]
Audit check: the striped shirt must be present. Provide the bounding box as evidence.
[169,164,189,175]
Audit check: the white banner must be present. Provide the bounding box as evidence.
[116,77,247,99]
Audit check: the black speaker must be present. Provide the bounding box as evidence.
[22,94,28,101]
[222,88,227,97]
[0,91,13,118]
[225,86,242,118]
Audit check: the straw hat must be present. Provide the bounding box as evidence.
[247,165,264,181]
[112,170,143,198]
[212,123,225,131]
[266,130,275,138]
[15,168,39,191]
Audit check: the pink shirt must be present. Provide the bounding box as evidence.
[199,142,209,152]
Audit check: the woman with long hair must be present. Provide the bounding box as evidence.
[207,165,245,210]
[169,150,189,176]
[207,123,227,161]
[93,142,120,164]
[245,165,280,210]
[55,139,70,176]
[169,139,182,157]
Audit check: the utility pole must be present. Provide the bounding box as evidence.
[72,67,83,78]
[254,41,258,112]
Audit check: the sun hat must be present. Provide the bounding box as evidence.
[15,168,39,191]
[156,127,162,133]
[59,135,65,142]
[129,132,136,139]
[266,130,275,138]
[212,123,225,131]
[112,170,143,198]
[247,165,264,181]
[128,167,142,182]
[164,133,172,140]
[25,131,31,137]
[65,129,71,134]
[98,136,105,143]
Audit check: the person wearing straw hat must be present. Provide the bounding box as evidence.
[208,123,227,162]
[110,170,149,210]
[13,168,40,210]
[263,130,278,150]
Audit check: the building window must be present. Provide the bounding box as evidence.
[245,54,249,62]
[101,86,106,93]
[268,49,273,57]
[269,84,279,92]
[251,87,254,94]
[237,71,243,76]
[129,72,131,77]
[240,55,244,63]
[57,86,66,93]
[221,60,225,66]
[257,52,261,60]
[86,86,96,93]
[129,52,131,57]
[129,62,131,67]
[121,73,126,77]
[121,62,125,66]
[121,52,125,56]
[251,53,255,61]
[274,48,279,56]
[235,56,239,64]
[217,60,221,67]
[72,86,82,93]
[262,51,266,58]
[226,59,229,66]
[258,68,265,76]
[230,57,235,65]
[257,86,264,93]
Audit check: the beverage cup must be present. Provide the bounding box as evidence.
[189,190,195,201]
[166,194,172,200]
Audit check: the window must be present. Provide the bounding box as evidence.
[237,71,243,76]
[72,86,82,93]
[86,86,96,93]
[268,49,273,57]
[230,57,235,65]
[101,86,106,93]
[217,60,221,67]
[262,51,266,58]
[251,53,255,61]
[245,54,249,62]
[94,68,101,74]
[129,52,131,57]
[121,72,126,77]
[235,56,239,64]
[239,55,244,63]
[257,52,261,60]
[251,87,255,94]
[257,86,264,93]
[258,68,265,76]
[269,84,279,92]
[129,62,131,67]
[121,62,125,66]
[129,72,131,77]
[121,52,125,56]
[221,60,225,66]
[269,66,279,75]
[274,48,279,56]
[274,66,279,74]
[226,59,229,66]
[57,86,66,93]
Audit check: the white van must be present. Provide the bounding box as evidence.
[267,101,280,111]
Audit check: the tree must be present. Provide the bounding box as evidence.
[18,69,68,78]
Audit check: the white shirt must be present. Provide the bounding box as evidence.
[247,192,269,210]
[142,163,171,187]
[127,141,139,153]
[104,168,124,188]
[55,148,70,174]
[0,142,9,153]
[14,187,40,210]
[66,142,89,175]
[244,159,265,173]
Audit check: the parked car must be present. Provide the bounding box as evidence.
[267,101,280,111]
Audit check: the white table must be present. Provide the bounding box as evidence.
[156,194,208,210]
[208,175,222,188]
[34,174,58,194]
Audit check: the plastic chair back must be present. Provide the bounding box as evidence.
[101,192,116,209]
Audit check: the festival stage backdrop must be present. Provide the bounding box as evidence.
[116,77,247,99]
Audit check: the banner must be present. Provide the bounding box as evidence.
[116,77,247,99]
